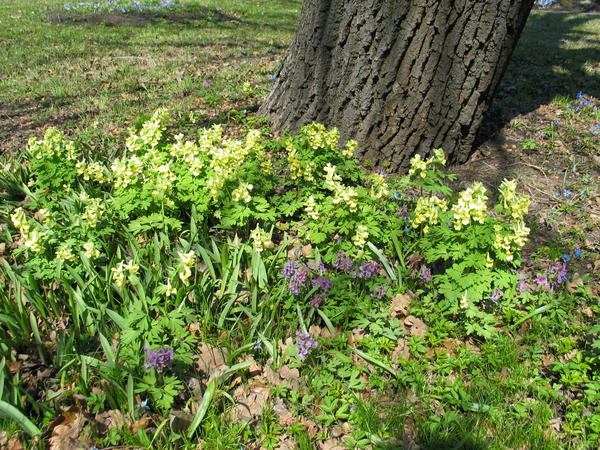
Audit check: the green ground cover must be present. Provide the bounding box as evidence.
[0,1,599,448]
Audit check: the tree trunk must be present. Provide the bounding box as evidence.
[260,0,533,171]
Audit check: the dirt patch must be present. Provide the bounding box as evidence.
[48,5,240,27]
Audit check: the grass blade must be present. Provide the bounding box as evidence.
[0,400,41,436]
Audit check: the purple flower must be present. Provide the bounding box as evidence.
[356,261,382,280]
[296,332,318,360]
[317,262,327,274]
[534,275,550,289]
[144,346,174,372]
[549,261,569,286]
[420,265,432,283]
[333,252,353,273]
[281,260,299,279]
[289,281,300,296]
[203,79,212,87]
[313,275,333,291]
[310,294,327,308]
[370,285,387,299]
[490,289,503,303]
[517,278,527,293]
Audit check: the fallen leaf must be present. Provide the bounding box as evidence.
[392,338,410,361]
[309,325,336,339]
[566,273,584,293]
[318,439,345,449]
[403,315,428,336]
[95,409,124,431]
[48,407,87,450]
[130,416,151,434]
[232,385,270,422]
[390,293,412,318]
[194,343,229,379]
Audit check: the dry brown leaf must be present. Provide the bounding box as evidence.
[48,407,87,450]
[95,409,124,431]
[5,360,22,374]
[130,416,151,434]
[0,242,6,256]
[392,338,410,361]
[318,439,346,449]
[566,273,584,293]
[390,293,412,318]
[403,315,428,336]
[169,411,195,433]
[582,307,593,318]
[194,343,229,377]
[309,325,336,339]
[301,244,312,257]
[232,385,270,422]
[7,435,24,450]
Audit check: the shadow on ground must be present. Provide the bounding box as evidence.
[48,5,240,27]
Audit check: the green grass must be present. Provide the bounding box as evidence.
[0,0,301,153]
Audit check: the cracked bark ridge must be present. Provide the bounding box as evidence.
[260,0,533,171]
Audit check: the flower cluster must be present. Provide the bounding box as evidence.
[492,221,529,262]
[305,195,319,220]
[10,207,47,253]
[356,260,381,280]
[81,198,105,228]
[352,224,369,249]
[250,226,272,253]
[312,275,333,291]
[367,172,389,199]
[498,179,530,221]
[82,241,101,259]
[333,251,353,272]
[411,196,448,233]
[56,243,76,263]
[144,346,174,373]
[178,250,195,286]
[303,123,340,150]
[342,139,358,157]
[281,260,309,295]
[28,128,77,161]
[296,332,318,360]
[286,142,314,181]
[111,259,140,288]
[451,182,488,230]
[76,160,109,183]
[231,182,253,203]
[323,164,358,211]
[408,149,446,178]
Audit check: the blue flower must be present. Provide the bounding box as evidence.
[553,120,560,125]
[563,189,572,197]
[573,249,581,258]
[404,226,410,233]
[269,75,277,80]
[576,91,584,99]
[562,253,570,262]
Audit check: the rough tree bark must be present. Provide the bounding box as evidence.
[260,0,534,171]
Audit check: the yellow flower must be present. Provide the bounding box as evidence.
[83,242,100,259]
[342,139,358,157]
[165,280,177,297]
[232,183,254,203]
[353,225,369,248]
[56,244,76,263]
[250,226,272,253]
[305,195,320,220]
[411,196,448,231]
[451,182,488,230]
